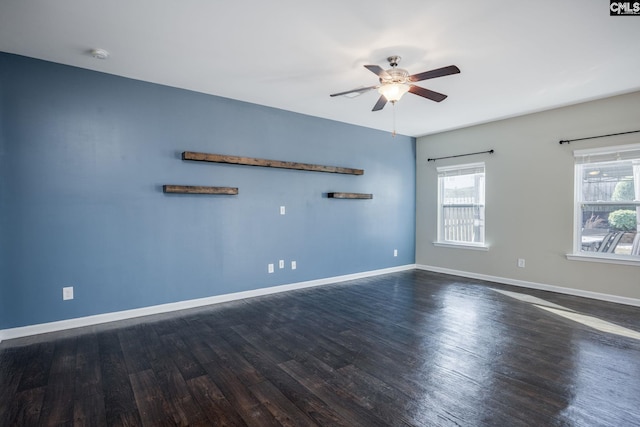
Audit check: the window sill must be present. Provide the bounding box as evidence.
[566,253,640,267]
[433,241,489,251]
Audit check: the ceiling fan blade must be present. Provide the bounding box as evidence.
[364,65,390,79]
[409,65,460,82]
[330,85,377,97]
[372,95,387,111]
[409,85,448,102]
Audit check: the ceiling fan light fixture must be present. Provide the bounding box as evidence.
[378,83,410,103]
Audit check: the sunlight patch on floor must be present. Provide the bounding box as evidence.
[535,305,640,340]
[491,289,574,311]
[492,288,640,341]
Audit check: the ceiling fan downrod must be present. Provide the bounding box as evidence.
[387,55,401,68]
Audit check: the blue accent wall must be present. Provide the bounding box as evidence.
[0,63,6,328]
[0,53,416,329]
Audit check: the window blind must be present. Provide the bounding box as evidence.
[574,143,640,164]
[437,162,485,177]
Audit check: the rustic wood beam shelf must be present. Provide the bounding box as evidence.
[163,185,238,195]
[328,192,373,199]
[182,151,364,175]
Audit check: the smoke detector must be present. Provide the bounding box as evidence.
[90,48,110,60]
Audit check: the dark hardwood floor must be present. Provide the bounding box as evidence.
[2,270,640,426]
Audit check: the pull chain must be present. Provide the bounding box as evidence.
[392,101,397,137]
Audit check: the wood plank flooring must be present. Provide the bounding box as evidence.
[2,270,640,426]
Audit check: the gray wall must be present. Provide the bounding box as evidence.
[416,91,640,301]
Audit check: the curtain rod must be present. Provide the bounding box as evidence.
[559,129,640,145]
[427,149,494,162]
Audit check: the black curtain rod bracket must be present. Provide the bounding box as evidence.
[559,129,640,145]
[427,149,494,162]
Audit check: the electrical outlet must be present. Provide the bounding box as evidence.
[280,206,286,215]
[517,258,525,268]
[63,286,74,300]
[279,260,284,269]
[291,261,297,270]
[394,249,398,257]
[268,263,274,273]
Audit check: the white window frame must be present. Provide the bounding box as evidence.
[434,162,488,250]
[567,143,640,266]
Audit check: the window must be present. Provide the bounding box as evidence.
[573,143,640,263]
[436,162,486,248]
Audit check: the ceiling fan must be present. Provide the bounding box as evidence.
[330,56,460,111]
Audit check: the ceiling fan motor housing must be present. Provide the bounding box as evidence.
[381,68,410,84]
[381,56,410,84]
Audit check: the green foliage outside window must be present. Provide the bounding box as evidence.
[608,209,637,231]
[611,181,635,201]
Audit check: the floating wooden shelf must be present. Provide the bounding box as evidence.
[163,185,238,195]
[182,151,364,175]
[328,192,373,199]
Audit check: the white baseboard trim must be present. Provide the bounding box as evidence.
[0,264,416,343]
[416,264,640,308]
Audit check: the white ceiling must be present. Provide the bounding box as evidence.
[1,0,639,137]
